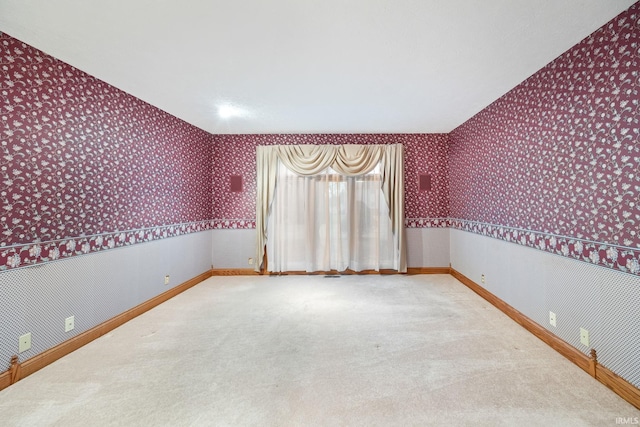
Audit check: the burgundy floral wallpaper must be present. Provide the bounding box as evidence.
[211,133,450,226]
[1,33,214,270]
[3,2,639,276]
[449,4,640,275]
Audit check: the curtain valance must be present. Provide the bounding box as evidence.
[255,143,406,272]
[275,144,383,176]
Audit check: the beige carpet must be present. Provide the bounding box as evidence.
[0,274,638,426]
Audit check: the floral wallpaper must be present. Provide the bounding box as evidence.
[4,2,639,277]
[211,133,450,226]
[449,3,640,275]
[0,33,214,270]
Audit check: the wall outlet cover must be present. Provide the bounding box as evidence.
[549,311,557,327]
[580,327,590,347]
[19,332,32,353]
[164,275,170,285]
[65,315,75,332]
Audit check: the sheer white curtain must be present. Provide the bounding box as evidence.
[255,144,406,273]
[266,160,394,272]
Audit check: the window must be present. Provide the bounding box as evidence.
[266,160,394,272]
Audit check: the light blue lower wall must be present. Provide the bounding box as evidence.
[450,228,640,388]
[212,229,258,269]
[406,228,450,268]
[0,230,213,370]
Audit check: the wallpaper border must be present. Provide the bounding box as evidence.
[212,219,256,230]
[0,220,214,272]
[405,218,450,228]
[449,219,640,276]
[210,218,451,230]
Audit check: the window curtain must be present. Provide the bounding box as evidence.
[255,144,406,272]
[266,162,394,272]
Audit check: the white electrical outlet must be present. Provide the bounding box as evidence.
[481,274,485,284]
[65,315,75,332]
[580,328,590,347]
[248,258,254,265]
[19,332,31,353]
[549,311,557,327]
[164,275,170,285]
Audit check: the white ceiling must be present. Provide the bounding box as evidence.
[0,1,636,134]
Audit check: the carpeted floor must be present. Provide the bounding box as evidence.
[0,274,638,426]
